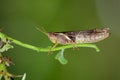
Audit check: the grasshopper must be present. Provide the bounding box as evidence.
[37,27,110,50]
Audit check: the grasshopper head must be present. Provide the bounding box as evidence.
[48,32,58,44]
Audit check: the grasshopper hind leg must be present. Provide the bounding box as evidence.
[48,42,58,54]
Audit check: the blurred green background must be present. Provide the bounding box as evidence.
[0,0,120,80]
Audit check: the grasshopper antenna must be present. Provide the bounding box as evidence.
[35,26,48,36]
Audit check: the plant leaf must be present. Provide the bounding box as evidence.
[21,73,26,80]
[55,49,68,65]
[0,44,13,53]
[0,74,3,80]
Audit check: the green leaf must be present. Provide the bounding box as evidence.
[0,74,3,80]
[55,49,68,65]
[0,34,13,53]
[0,63,5,80]
[21,73,26,80]
[0,63,6,71]
[0,43,13,53]
[4,76,11,80]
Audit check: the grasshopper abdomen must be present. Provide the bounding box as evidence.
[74,28,109,43]
[48,28,110,45]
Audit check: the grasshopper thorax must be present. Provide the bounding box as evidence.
[48,32,73,45]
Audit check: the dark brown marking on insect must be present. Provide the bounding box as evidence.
[47,28,110,45]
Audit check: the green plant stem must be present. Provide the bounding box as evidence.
[0,32,100,53]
